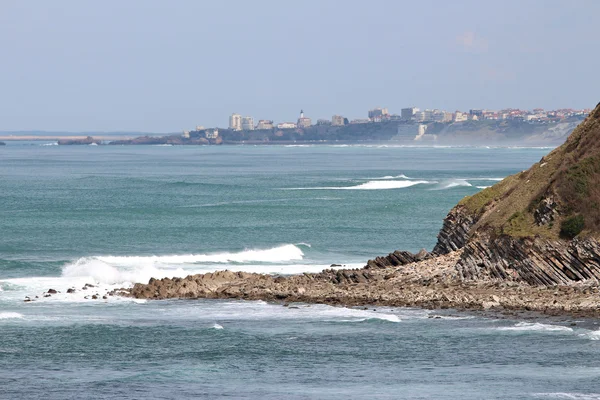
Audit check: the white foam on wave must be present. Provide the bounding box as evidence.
[476,186,491,189]
[368,174,411,180]
[337,314,401,323]
[578,329,600,341]
[432,179,473,190]
[0,312,24,320]
[287,180,432,190]
[533,393,600,399]
[211,323,224,330]
[97,244,305,266]
[174,301,402,324]
[498,322,573,332]
[467,177,504,181]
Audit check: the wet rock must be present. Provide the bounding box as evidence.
[67,288,75,294]
[47,289,57,294]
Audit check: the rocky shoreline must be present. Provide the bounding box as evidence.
[119,249,600,318]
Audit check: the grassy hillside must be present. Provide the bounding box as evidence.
[459,103,600,240]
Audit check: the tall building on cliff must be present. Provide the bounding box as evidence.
[242,116,254,130]
[331,115,345,126]
[229,113,242,131]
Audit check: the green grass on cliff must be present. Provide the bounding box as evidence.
[458,103,600,240]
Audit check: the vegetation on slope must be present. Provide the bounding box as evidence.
[458,102,600,240]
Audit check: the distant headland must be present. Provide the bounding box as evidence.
[1,106,590,146]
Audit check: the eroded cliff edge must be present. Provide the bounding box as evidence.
[122,103,600,316]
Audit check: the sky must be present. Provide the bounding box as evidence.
[0,0,598,132]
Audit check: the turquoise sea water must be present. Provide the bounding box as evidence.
[2,143,600,399]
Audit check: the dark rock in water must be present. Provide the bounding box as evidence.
[24,298,32,302]
[330,264,342,267]
[91,295,98,300]
[43,293,51,298]
[57,136,101,145]
[84,283,95,288]
[47,289,57,294]
[102,295,107,300]
[0,141,6,146]
[67,288,75,294]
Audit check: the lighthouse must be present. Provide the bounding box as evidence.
[297,109,312,128]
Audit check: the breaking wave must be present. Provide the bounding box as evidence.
[60,244,310,285]
[431,179,473,190]
[497,322,573,332]
[368,174,411,180]
[95,244,305,265]
[287,180,432,190]
[533,394,600,399]
[0,312,24,320]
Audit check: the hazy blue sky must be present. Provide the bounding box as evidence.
[1,0,598,132]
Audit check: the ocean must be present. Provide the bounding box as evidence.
[1,142,600,399]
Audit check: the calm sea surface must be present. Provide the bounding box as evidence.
[1,143,600,399]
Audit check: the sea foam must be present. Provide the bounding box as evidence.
[432,179,473,190]
[60,244,309,285]
[95,244,304,266]
[288,180,432,190]
[498,322,573,332]
[0,312,24,320]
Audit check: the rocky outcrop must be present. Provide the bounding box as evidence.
[122,251,600,317]
[366,249,429,269]
[432,205,478,255]
[0,141,6,146]
[456,237,600,285]
[57,136,102,145]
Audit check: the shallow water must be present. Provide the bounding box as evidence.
[2,143,600,399]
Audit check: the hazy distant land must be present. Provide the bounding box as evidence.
[0,117,586,146]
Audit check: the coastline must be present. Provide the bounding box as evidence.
[117,250,600,320]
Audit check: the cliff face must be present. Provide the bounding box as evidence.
[432,103,600,285]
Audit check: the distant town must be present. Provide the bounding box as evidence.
[38,105,590,147]
[185,106,591,136]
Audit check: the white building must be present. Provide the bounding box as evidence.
[205,128,219,139]
[368,107,389,120]
[229,113,242,131]
[401,107,419,120]
[242,116,254,131]
[453,112,468,122]
[331,115,345,126]
[256,120,274,130]
[277,122,297,129]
